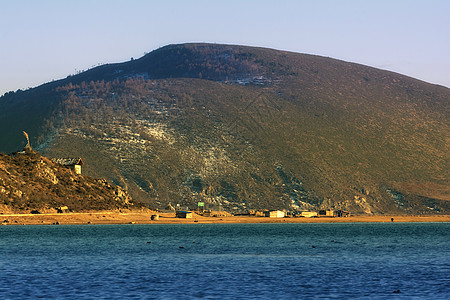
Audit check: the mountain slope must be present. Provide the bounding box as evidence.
[0,43,448,214]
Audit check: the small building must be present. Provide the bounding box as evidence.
[264,210,285,218]
[176,211,193,219]
[335,210,350,217]
[57,206,69,213]
[203,210,232,217]
[318,209,334,217]
[52,157,84,174]
[301,211,318,218]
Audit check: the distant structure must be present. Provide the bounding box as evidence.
[334,210,350,217]
[318,209,334,217]
[176,211,193,219]
[52,157,84,174]
[301,211,318,218]
[264,210,285,218]
[57,206,69,213]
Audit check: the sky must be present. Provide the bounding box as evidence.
[1,0,449,96]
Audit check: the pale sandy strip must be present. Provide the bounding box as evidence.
[1,212,449,226]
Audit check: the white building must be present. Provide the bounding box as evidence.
[301,211,318,218]
[265,210,285,218]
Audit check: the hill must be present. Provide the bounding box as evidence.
[0,148,135,213]
[0,43,448,214]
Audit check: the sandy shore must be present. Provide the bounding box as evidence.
[1,211,449,226]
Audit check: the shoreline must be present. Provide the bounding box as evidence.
[1,211,449,226]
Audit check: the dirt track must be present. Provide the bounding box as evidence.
[1,211,449,226]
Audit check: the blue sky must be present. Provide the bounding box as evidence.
[1,0,449,96]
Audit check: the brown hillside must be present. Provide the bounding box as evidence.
[0,43,448,214]
[0,149,136,213]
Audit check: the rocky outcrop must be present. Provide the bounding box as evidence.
[0,149,136,213]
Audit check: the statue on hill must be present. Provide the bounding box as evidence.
[23,131,32,151]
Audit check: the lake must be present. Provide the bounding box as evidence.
[0,223,449,299]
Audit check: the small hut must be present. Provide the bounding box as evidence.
[176,211,193,219]
[301,211,318,218]
[52,157,84,174]
[57,206,69,213]
[318,209,334,217]
[264,210,285,218]
[335,210,350,217]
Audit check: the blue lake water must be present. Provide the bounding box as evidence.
[0,223,449,299]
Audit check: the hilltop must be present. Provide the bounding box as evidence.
[0,148,136,213]
[0,43,448,214]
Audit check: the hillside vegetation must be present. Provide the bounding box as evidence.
[0,149,135,213]
[0,43,448,214]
